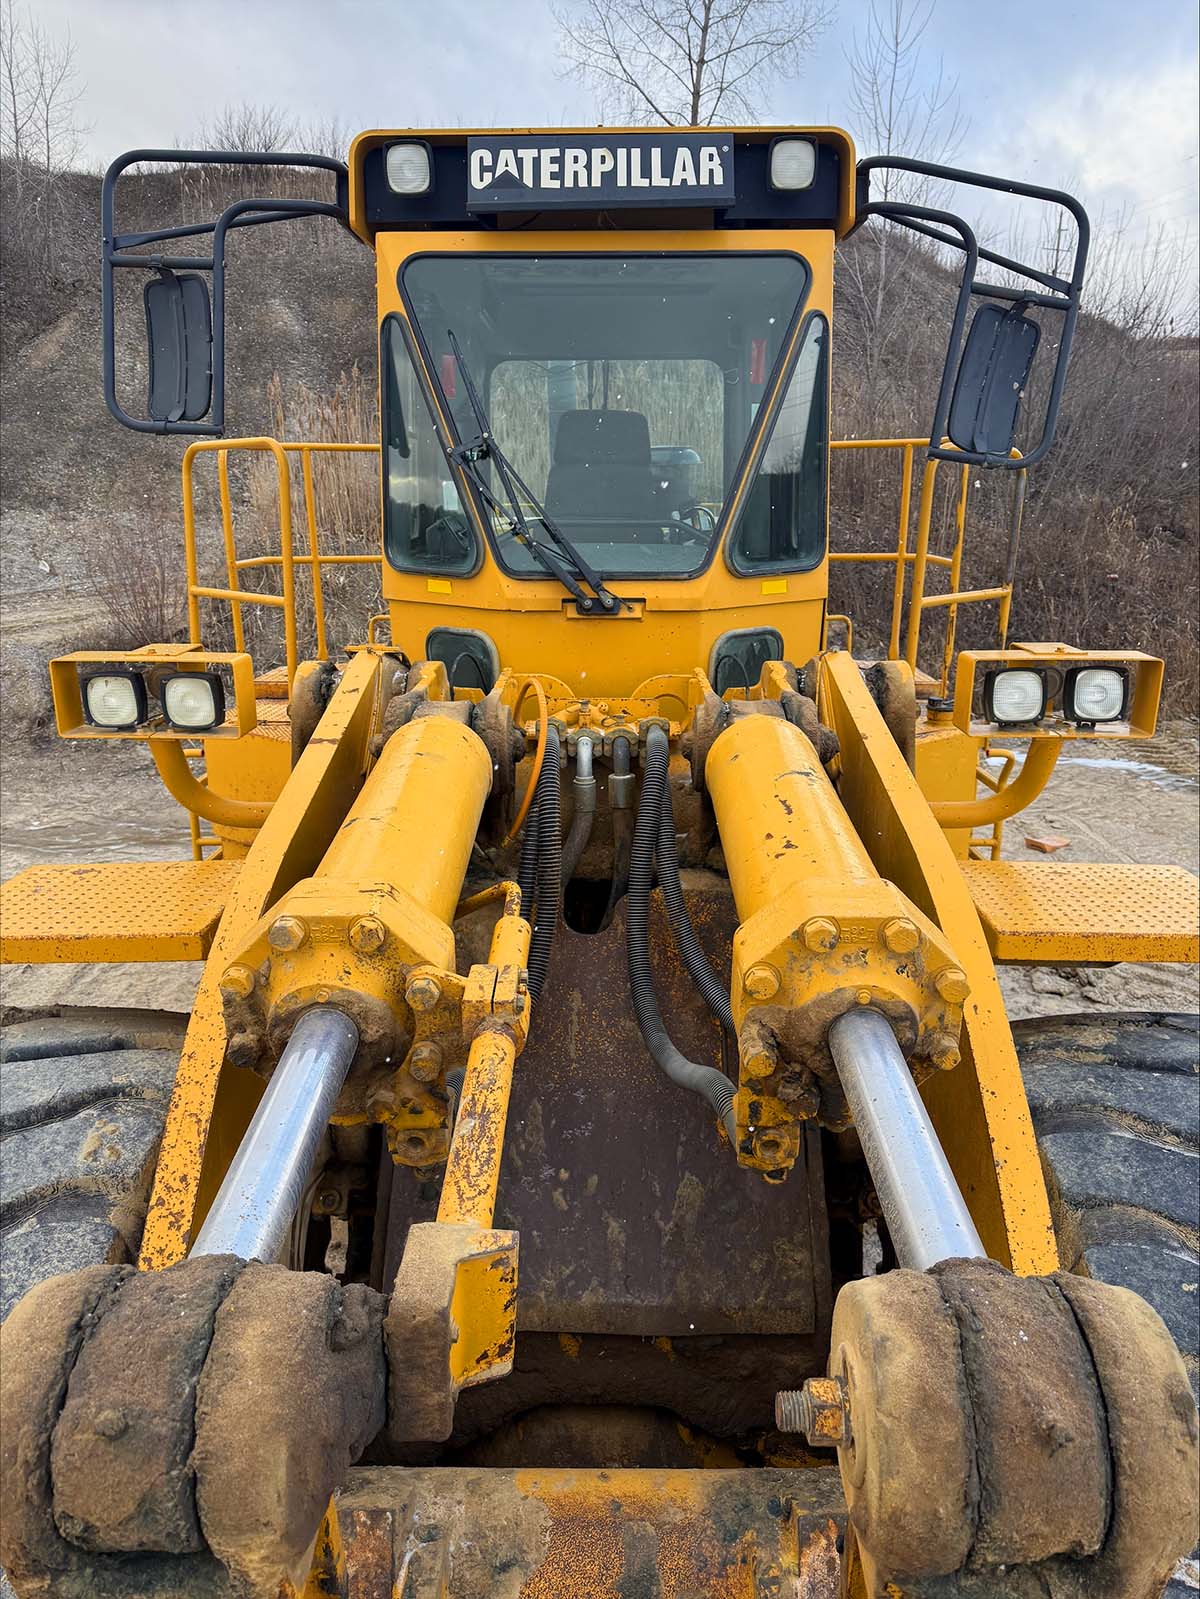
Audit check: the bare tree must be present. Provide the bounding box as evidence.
[553,0,833,126]
[0,0,86,277]
[836,0,965,413]
[0,0,83,171]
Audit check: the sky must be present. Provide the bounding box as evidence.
[27,0,1200,321]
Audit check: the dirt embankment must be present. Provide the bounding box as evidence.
[1,727,1195,1021]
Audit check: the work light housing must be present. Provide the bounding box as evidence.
[981,667,1047,727]
[81,669,148,730]
[160,670,226,732]
[1064,665,1129,726]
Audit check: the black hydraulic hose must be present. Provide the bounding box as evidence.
[627,725,735,1141]
[517,780,540,919]
[656,776,735,1037]
[527,724,561,1003]
[601,735,633,928]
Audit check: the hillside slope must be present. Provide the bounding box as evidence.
[1,158,1196,726]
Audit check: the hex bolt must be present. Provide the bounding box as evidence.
[855,989,873,1006]
[406,974,442,1013]
[348,915,387,955]
[408,1041,443,1082]
[744,963,782,1000]
[881,917,920,955]
[801,917,840,953]
[935,967,970,1005]
[220,965,255,999]
[775,1376,852,1446]
[928,1030,962,1072]
[267,914,307,952]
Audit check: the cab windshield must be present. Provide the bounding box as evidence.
[399,252,816,579]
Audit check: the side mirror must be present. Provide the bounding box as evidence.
[947,304,1040,457]
[144,270,213,425]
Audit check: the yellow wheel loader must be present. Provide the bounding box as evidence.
[1,127,1197,1598]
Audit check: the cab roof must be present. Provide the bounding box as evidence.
[348,126,856,243]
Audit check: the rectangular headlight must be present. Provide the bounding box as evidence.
[161,670,225,731]
[1065,665,1128,725]
[386,142,433,195]
[82,670,148,730]
[982,667,1047,726]
[769,137,817,191]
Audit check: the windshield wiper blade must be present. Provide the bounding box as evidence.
[444,329,623,615]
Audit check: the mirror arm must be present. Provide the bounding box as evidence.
[102,148,352,437]
[857,156,1090,473]
[861,200,980,467]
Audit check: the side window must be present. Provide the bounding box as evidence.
[728,314,829,573]
[381,316,477,575]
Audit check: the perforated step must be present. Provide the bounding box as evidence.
[961,861,1199,964]
[0,860,240,963]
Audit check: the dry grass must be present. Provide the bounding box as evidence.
[191,367,382,668]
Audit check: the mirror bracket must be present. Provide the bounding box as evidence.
[102,149,350,436]
[856,157,1089,471]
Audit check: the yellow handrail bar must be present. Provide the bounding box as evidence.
[829,436,1025,692]
[181,437,380,690]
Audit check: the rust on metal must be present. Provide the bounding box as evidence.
[326,1465,847,1599]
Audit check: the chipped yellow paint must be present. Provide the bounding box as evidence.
[0,860,240,963]
[817,651,1058,1274]
[962,860,1200,965]
[138,650,386,1268]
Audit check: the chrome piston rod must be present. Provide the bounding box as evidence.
[828,1007,986,1271]
[190,1006,359,1262]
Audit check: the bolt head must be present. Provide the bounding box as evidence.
[220,964,255,999]
[881,917,920,955]
[777,1376,851,1445]
[935,966,970,1005]
[408,1041,443,1082]
[406,974,442,1013]
[855,989,873,1006]
[349,915,387,955]
[801,916,840,953]
[268,914,307,952]
[744,963,781,1000]
[927,1028,961,1072]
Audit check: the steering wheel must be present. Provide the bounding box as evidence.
[667,504,718,543]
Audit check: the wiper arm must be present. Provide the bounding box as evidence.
[444,329,623,615]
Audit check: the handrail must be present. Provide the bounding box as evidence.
[828,436,1025,692]
[181,437,380,687]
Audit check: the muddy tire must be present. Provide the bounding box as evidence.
[1015,1011,1199,1402]
[0,1009,185,1323]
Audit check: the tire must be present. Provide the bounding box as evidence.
[0,1008,185,1323]
[1015,1011,1199,1400]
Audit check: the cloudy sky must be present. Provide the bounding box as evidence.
[30,0,1200,316]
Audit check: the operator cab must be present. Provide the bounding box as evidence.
[101,126,1086,697]
[383,250,827,583]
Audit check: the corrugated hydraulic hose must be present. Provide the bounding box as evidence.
[527,724,562,1003]
[656,775,735,1036]
[627,725,735,1140]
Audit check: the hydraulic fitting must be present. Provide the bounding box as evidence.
[218,714,493,1116]
[705,714,969,1174]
